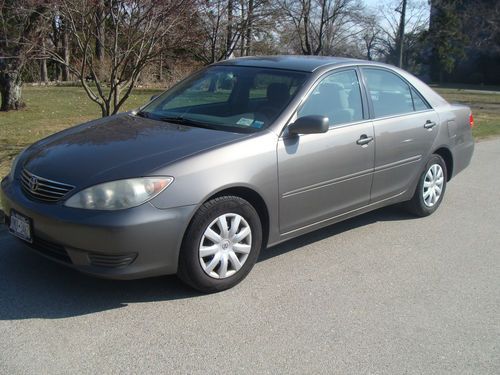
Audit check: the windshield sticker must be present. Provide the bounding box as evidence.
[237,118,254,126]
[251,120,264,129]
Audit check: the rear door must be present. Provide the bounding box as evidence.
[361,68,439,202]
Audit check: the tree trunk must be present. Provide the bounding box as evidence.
[159,53,163,81]
[112,84,120,114]
[239,0,246,56]
[0,70,24,111]
[245,0,254,56]
[40,59,48,83]
[302,1,313,55]
[240,34,245,56]
[40,39,48,83]
[51,15,62,81]
[226,0,234,59]
[95,1,105,60]
[95,0,105,64]
[55,63,61,81]
[62,20,70,81]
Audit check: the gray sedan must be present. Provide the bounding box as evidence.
[1,56,474,292]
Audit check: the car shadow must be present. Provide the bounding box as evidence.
[260,205,416,262]
[0,205,415,320]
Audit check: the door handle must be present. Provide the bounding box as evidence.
[424,120,437,129]
[356,134,374,146]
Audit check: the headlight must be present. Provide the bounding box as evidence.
[8,149,26,180]
[64,177,173,210]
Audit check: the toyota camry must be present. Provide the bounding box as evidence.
[1,56,474,292]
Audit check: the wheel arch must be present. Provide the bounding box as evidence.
[433,146,454,181]
[208,187,270,248]
[181,185,271,252]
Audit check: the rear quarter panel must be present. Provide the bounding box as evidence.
[433,103,474,178]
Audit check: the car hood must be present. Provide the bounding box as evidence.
[22,113,249,187]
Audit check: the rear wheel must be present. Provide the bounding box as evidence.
[178,196,262,292]
[406,154,447,217]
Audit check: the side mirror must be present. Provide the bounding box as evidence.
[288,115,329,135]
[150,94,159,101]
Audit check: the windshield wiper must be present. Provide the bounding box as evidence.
[136,111,219,130]
[135,110,151,118]
[158,116,218,130]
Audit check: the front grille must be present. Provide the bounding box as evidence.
[88,253,137,268]
[21,169,75,202]
[27,237,72,264]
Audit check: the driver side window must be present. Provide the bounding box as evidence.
[298,70,363,126]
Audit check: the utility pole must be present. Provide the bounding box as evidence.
[396,0,407,68]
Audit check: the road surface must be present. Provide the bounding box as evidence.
[0,139,499,374]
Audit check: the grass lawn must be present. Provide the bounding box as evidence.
[1,85,499,180]
[0,86,163,180]
[434,87,500,139]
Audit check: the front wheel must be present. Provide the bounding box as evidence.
[405,154,447,217]
[178,196,262,293]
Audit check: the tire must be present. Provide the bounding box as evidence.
[405,154,447,217]
[178,196,262,293]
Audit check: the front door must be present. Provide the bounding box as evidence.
[277,69,375,234]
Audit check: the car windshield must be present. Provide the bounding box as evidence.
[139,66,309,133]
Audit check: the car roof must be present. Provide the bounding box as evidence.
[213,55,366,72]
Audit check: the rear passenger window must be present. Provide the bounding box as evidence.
[298,70,363,126]
[363,69,429,118]
[411,87,429,111]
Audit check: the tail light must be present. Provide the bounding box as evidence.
[469,113,475,128]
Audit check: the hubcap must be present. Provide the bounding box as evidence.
[199,213,252,279]
[423,164,444,207]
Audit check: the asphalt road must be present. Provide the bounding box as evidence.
[0,139,499,374]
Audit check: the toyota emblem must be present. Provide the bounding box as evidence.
[29,176,39,192]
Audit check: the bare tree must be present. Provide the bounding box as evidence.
[377,0,429,68]
[277,0,363,56]
[194,0,284,63]
[194,0,244,63]
[240,0,277,56]
[0,0,48,111]
[361,14,381,60]
[47,0,194,117]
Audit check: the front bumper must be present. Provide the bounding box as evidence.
[1,176,196,279]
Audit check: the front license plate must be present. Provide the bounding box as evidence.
[9,210,33,243]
